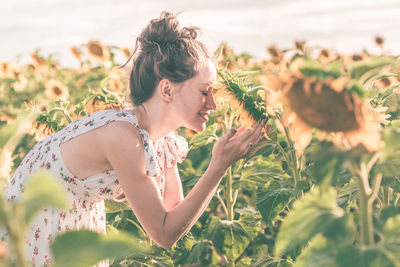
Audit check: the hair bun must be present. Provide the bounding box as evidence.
[139,11,200,50]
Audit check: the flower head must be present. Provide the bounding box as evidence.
[280,72,383,154]
[86,41,110,62]
[44,79,69,100]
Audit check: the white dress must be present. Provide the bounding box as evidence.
[1,109,188,266]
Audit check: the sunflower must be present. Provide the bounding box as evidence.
[0,62,19,78]
[121,47,131,59]
[86,41,110,62]
[374,36,384,48]
[267,45,284,65]
[70,46,82,61]
[0,113,14,124]
[374,76,398,91]
[280,72,383,154]
[294,40,306,54]
[31,52,45,66]
[84,97,122,114]
[44,79,69,100]
[11,73,28,92]
[317,48,336,63]
[107,68,126,93]
[29,121,55,140]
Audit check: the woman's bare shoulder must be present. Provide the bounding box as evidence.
[98,120,143,149]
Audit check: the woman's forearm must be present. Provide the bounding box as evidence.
[161,160,227,247]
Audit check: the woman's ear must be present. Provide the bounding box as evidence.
[158,79,173,103]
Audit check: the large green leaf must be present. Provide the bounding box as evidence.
[256,180,295,226]
[376,127,400,177]
[51,229,148,267]
[348,57,394,79]
[189,123,217,149]
[294,234,340,267]
[293,234,395,267]
[204,216,252,261]
[308,142,348,188]
[240,156,289,184]
[274,187,351,256]
[20,170,69,224]
[174,240,210,266]
[104,199,131,213]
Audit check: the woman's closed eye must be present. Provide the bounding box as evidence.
[201,91,209,96]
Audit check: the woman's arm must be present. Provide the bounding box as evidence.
[101,120,265,248]
[163,164,184,210]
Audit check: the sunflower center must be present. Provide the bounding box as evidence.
[53,86,62,96]
[285,80,360,132]
[90,45,104,57]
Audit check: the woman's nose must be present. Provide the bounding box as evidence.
[205,94,217,110]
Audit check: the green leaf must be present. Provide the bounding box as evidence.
[308,142,348,188]
[376,84,400,105]
[104,200,130,213]
[381,127,400,162]
[348,57,394,79]
[294,234,340,267]
[300,59,342,80]
[379,206,400,227]
[204,216,252,261]
[238,212,263,240]
[51,229,148,267]
[174,240,210,265]
[256,180,295,226]
[383,214,400,242]
[376,127,400,177]
[240,156,289,185]
[274,187,351,256]
[20,170,69,224]
[189,124,217,149]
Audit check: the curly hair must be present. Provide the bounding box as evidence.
[128,11,211,106]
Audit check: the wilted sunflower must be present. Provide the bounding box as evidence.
[85,97,122,114]
[279,72,383,154]
[44,79,69,100]
[86,41,110,62]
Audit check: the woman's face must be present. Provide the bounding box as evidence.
[172,59,217,132]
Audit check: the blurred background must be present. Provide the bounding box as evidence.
[1,0,400,66]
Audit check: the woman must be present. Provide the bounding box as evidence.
[2,11,265,266]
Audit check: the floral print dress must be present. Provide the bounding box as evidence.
[1,109,188,266]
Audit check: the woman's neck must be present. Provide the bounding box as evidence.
[125,101,177,141]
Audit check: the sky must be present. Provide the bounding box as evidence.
[0,0,399,66]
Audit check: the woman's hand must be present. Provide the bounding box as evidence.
[211,119,267,170]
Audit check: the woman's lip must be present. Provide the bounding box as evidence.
[198,113,208,122]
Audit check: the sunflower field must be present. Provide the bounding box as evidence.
[1,37,400,266]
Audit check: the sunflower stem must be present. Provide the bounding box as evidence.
[351,162,375,246]
[225,166,235,221]
[283,124,298,187]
